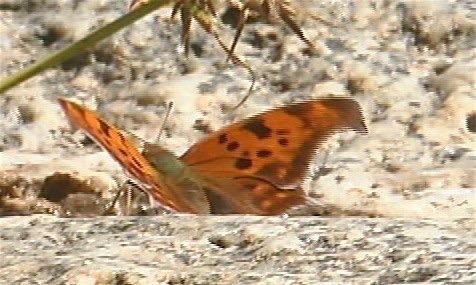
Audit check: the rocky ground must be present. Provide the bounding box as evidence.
[1,215,475,284]
[0,0,475,284]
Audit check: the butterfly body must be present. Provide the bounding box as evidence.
[59,97,367,215]
[141,143,212,214]
[143,143,188,180]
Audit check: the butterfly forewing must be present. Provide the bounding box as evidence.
[58,98,195,213]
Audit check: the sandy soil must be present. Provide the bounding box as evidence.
[0,0,475,284]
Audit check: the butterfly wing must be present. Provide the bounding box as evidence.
[181,97,367,214]
[58,98,209,214]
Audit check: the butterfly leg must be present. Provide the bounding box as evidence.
[102,180,137,216]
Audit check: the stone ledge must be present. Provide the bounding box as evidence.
[0,215,474,284]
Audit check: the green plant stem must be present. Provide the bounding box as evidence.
[0,0,173,94]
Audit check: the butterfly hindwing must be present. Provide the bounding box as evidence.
[181,98,367,214]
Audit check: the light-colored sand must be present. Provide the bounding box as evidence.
[0,0,475,283]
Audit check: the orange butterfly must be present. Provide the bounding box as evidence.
[58,97,367,215]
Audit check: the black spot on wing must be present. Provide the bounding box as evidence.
[276,129,291,136]
[226,141,240,151]
[98,119,110,136]
[256,150,272,158]
[283,102,310,116]
[102,138,112,146]
[235,158,253,170]
[243,119,272,139]
[278,138,289,146]
[218,133,228,144]
[118,148,129,157]
[118,132,127,144]
[131,156,143,169]
[282,102,314,127]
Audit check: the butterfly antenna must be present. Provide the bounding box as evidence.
[231,67,256,111]
[156,101,174,142]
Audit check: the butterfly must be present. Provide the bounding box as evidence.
[58,97,367,215]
